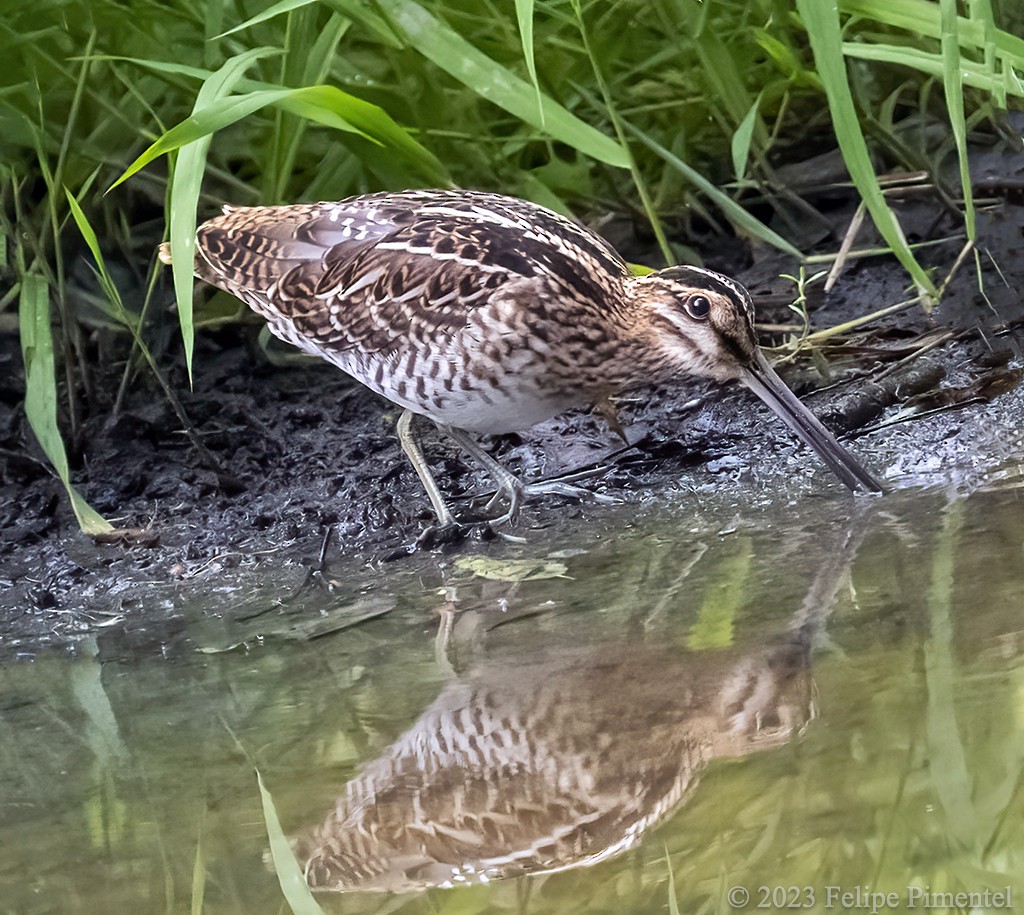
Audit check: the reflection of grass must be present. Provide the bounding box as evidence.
[665,848,681,915]
[923,501,976,850]
[258,768,325,915]
[191,811,205,915]
[686,538,753,651]
[648,499,1024,915]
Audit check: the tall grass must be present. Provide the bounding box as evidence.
[2,0,1021,530]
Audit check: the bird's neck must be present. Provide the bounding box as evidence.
[598,278,682,392]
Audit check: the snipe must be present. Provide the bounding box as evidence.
[162,190,882,531]
[295,635,814,892]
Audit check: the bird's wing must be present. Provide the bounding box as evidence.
[193,191,630,354]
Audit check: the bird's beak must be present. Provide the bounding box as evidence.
[741,350,884,494]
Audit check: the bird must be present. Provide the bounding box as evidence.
[292,623,814,892]
[161,189,883,532]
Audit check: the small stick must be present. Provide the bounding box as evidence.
[825,202,866,293]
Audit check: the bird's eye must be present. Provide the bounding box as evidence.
[686,294,711,319]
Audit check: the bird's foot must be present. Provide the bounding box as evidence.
[415,520,475,549]
[526,466,619,504]
[398,465,617,557]
[404,517,525,554]
[482,467,617,527]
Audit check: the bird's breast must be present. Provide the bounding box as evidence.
[253,284,620,433]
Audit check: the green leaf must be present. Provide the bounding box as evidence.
[170,47,281,383]
[376,0,629,168]
[731,92,762,182]
[256,769,325,915]
[322,0,402,47]
[841,0,1024,65]
[940,0,975,241]
[515,0,544,126]
[840,43,1024,98]
[629,126,802,258]
[113,89,369,189]
[629,261,656,276]
[454,556,571,582]
[65,189,126,323]
[18,274,113,535]
[110,72,449,189]
[796,0,938,299]
[215,0,318,38]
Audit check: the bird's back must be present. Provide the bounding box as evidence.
[193,190,632,433]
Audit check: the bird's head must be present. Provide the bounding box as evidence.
[632,265,759,383]
[629,265,883,494]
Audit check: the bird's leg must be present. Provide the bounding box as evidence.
[396,410,458,528]
[441,425,608,526]
[439,425,525,524]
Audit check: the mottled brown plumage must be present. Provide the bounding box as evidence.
[165,189,882,528]
[295,635,813,892]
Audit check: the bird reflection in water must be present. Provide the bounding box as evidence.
[294,530,862,893]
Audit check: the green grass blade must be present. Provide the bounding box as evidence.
[190,818,206,915]
[376,0,629,168]
[515,0,544,126]
[694,23,754,129]
[18,274,113,535]
[571,7,672,266]
[65,189,126,320]
[731,92,762,182]
[840,43,1023,98]
[322,0,402,47]
[109,51,281,192]
[274,86,448,183]
[941,0,975,242]
[167,47,280,383]
[969,0,1005,108]
[112,90,368,189]
[629,127,802,258]
[110,80,449,190]
[216,0,318,38]
[796,0,938,299]
[256,769,325,915]
[841,0,1024,64]
[88,54,220,82]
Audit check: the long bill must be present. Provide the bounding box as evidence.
[741,351,884,494]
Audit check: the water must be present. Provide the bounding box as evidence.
[2,475,1023,914]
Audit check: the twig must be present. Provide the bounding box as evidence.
[825,202,866,293]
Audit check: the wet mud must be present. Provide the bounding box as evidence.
[2,160,1023,658]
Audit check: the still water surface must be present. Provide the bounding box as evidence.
[2,474,1022,913]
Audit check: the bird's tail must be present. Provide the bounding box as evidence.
[157,242,173,265]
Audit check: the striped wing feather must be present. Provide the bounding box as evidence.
[193,190,630,356]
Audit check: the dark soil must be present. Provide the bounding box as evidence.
[2,151,1023,659]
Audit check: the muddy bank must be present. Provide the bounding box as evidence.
[1,177,1023,659]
